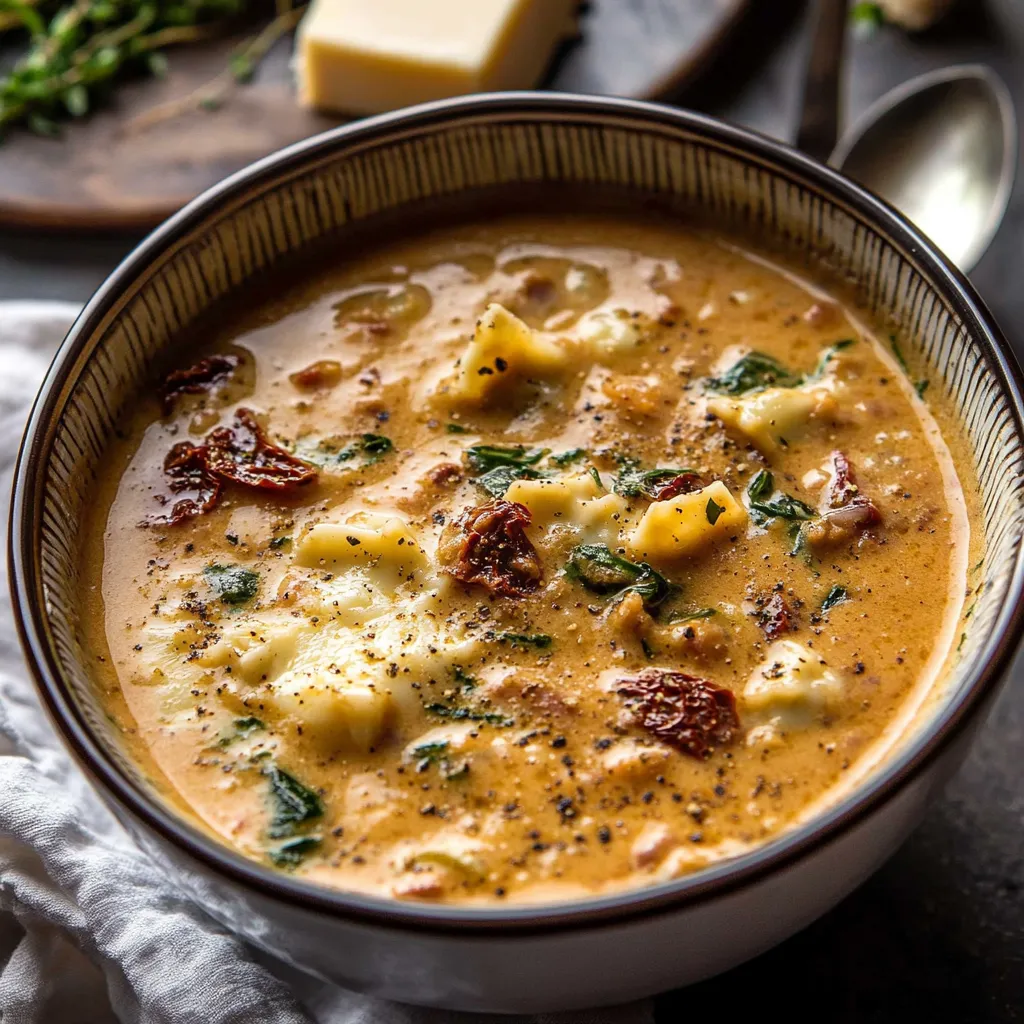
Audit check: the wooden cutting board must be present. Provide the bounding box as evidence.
[0,0,751,231]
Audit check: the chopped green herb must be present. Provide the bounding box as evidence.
[269,535,291,550]
[588,466,604,491]
[889,335,930,398]
[706,497,725,525]
[204,564,260,605]
[916,379,930,398]
[263,766,324,839]
[668,607,717,623]
[497,632,553,649]
[957,631,967,652]
[705,351,801,395]
[268,835,322,868]
[964,602,976,620]
[613,454,697,498]
[821,585,848,612]
[550,448,588,466]
[747,469,775,502]
[972,558,985,574]
[446,422,470,434]
[424,703,513,727]
[640,637,656,660]
[565,544,676,611]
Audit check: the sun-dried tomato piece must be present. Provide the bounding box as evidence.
[652,472,704,502]
[160,355,239,414]
[439,499,542,597]
[615,668,739,760]
[289,360,342,391]
[203,409,319,492]
[148,442,222,525]
[757,592,794,639]
[805,501,883,549]
[827,451,860,509]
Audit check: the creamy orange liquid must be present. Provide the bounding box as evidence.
[83,215,975,904]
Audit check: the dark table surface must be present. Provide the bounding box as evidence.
[1,2,1020,1020]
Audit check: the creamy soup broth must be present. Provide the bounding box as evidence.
[83,214,974,904]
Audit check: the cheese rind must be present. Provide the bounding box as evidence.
[297,0,579,116]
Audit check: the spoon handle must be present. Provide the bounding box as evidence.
[796,0,849,163]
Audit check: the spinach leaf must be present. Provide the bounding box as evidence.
[750,495,818,524]
[295,433,393,467]
[706,497,725,525]
[668,607,717,623]
[424,703,513,727]
[410,740,469,779]
[464,444,550,497]
[821,585,848,612]
[263,766,324,839]
[707,340,856,397]
[268,835,321,868]
[497,632,552,649]
[613,455,697,499]
[451,665,477,689]
[550,448,588,466]
[204,564,259,605]
[217,715,265,748]
[889,335,929,399]
[565,544,675,610]
[465,445,550,473]
[705,351,801,395]
[747,469,774,501]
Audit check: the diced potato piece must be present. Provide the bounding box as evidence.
[450,303,568,402]
[265,671,393,752]
[707,386,830,452]
[296,514,428,581]
[505,474,630,546]
[743,639,843,730]
[628,480,746,562]
[576,309,641,357]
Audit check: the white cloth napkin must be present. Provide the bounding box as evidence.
[0,302,652,1024]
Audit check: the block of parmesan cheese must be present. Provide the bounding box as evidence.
[296,0,579,116]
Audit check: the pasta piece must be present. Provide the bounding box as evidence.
[449,303,569,402]
[628,480,746,562]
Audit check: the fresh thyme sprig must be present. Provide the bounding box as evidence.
[0,0,292,137]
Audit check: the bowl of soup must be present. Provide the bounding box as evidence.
[10,94,1024,1012]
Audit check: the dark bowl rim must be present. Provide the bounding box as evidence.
[10,91,1024,937]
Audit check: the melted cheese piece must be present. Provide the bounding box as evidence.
[628,481,747,563]
[297,0,578,116]
[449,303,569,402]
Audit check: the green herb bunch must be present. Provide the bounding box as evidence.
[0,0,303,137]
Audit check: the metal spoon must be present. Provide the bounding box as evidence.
[831,64,1017,273]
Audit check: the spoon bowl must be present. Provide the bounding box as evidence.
[831,64,1017,273]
